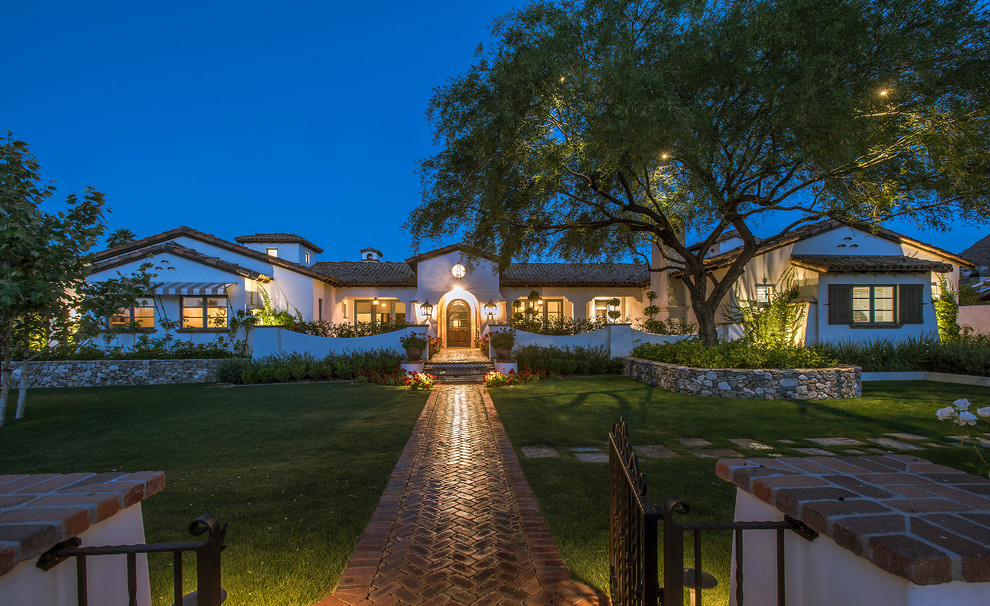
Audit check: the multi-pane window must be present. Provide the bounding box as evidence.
[594,298,623,323]
[181,296,229,328]
[829,284,922,325]
[755,285,774,307]
[354,300,406,325]
[266,247,278,257]
[515,298,563,321]
[109,298,156,329]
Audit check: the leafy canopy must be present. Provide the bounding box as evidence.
[410,0,990,341]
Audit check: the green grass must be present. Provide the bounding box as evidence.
[0,382,428,606]
[489,376,990,602]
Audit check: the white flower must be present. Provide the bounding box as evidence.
[979,407,990,418]
[957,411,978,426]
[954,398,972,410]
[936,406,957,421]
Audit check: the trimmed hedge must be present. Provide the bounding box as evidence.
[217,349,403,385]
[631,339,837,369]
[515,345,623,375]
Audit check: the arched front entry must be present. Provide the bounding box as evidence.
[446,299,472,347]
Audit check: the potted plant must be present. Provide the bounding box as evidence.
[489,329,516,360]
[607,297,622,322]
[400,334,428,360]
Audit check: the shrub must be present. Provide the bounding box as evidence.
[216,358,253,383]
[489,329,516,351]
[507,316,607,335]
[288,319,409,338]
[816,335,990,375]
[400,334,427,350]
[631,339,837,369]
[514,345,622,375]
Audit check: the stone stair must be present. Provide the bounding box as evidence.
[423,361,494,384]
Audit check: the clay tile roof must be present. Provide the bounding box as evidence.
[90,242,272,281]
[360,247,383,255]
[234,232,324,253]
[500,263,650,287]
[790,254,954,274]
[310,261,416,286]
[405,243,502,265]
[92,226,339,285]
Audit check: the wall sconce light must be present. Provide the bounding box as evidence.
[420,299,433,320]
[485,299,496,319]
[451,263,466,279]
[372,297,379,306]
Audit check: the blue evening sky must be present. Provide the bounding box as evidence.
[4,1,985,263]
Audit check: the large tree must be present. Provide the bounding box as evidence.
[0,134,147,425]
[409,0,990,344]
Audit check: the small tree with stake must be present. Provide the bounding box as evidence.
[0,134,148,426]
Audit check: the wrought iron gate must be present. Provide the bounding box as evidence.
[609,419,816,606]
[37,513,227,606]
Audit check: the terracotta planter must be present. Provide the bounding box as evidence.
[493,347,512,360]
[405,347,423,361]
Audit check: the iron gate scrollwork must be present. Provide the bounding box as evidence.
[608,418,817,606]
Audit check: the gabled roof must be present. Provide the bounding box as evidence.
[360,247,383,255]
[405,244,502,266]
[500,263,650,287]
[790,254,953,274]
[90,242,272,282]
[960,233,990,269]
[93,226,340,285]
[234,232,324,253]
[701,220,974,270]
[310,261,416,287]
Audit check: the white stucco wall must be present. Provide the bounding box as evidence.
[238,241,315,265]
[815,272,938,343]
[0,504,150,606]
[730,490,988,606]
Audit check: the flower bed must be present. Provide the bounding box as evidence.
[623,357,861,399]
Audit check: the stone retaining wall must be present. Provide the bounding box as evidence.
[3,359,224,388]
[623,357,861,399]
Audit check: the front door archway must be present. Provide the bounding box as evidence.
[446,299,471,347]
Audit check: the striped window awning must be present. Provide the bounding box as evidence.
[152,282,234,296]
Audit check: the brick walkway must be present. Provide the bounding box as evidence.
[315,385,606,606]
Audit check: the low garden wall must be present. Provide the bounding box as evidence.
[623,357,861,399]
[4,359,223,388]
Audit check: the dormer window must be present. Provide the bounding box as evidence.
[266,247,278,257]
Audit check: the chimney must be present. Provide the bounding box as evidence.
[360,247,383,262]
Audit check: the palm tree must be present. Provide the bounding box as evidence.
[106,228,136,248]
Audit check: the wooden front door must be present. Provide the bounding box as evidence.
[446,299,471,347]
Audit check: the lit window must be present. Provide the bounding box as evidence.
[514,298,562,321]
[266,247,278,257]
[594,298,623,323]
[109,298,156,329]
[181,296,229,328]
[755,285,774,307]
[354,299,406,326]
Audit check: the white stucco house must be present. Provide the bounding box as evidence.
[87,219,973,349]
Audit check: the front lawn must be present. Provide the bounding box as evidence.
[490,377,990,601]
[0,382,428,606]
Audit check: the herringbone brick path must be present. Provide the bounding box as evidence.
[313,385,607,606]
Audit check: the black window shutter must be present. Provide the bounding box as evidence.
[828,285,853,324]
[899,284,924,324]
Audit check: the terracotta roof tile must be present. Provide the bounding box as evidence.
[90,242,272,281]
[790,254,954,274]
[311,262,416,287]
[500,263,650,287]
[233,232,324,253]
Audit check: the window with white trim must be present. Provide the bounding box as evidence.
[181,296,229,328]
[109,298,156,329]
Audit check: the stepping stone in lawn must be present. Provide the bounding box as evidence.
[869,437,924,451]
[793,447,836,456]
[677,438,712,447]
[729,439,773,451]
[808,437,865,447]
[777,439,797,444]
[866,447,888,454]
[522,446,560,458]
[634,445,679,458]
[947,435,990,447]
[575,452,609,463]
[885,432,929,441]
[845,449,865,455]
[569,447,602,453]
[689,449,742,459]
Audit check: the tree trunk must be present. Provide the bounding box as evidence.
[15,359,29,420]
[0,350,11,428]
[692,298,720,346]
